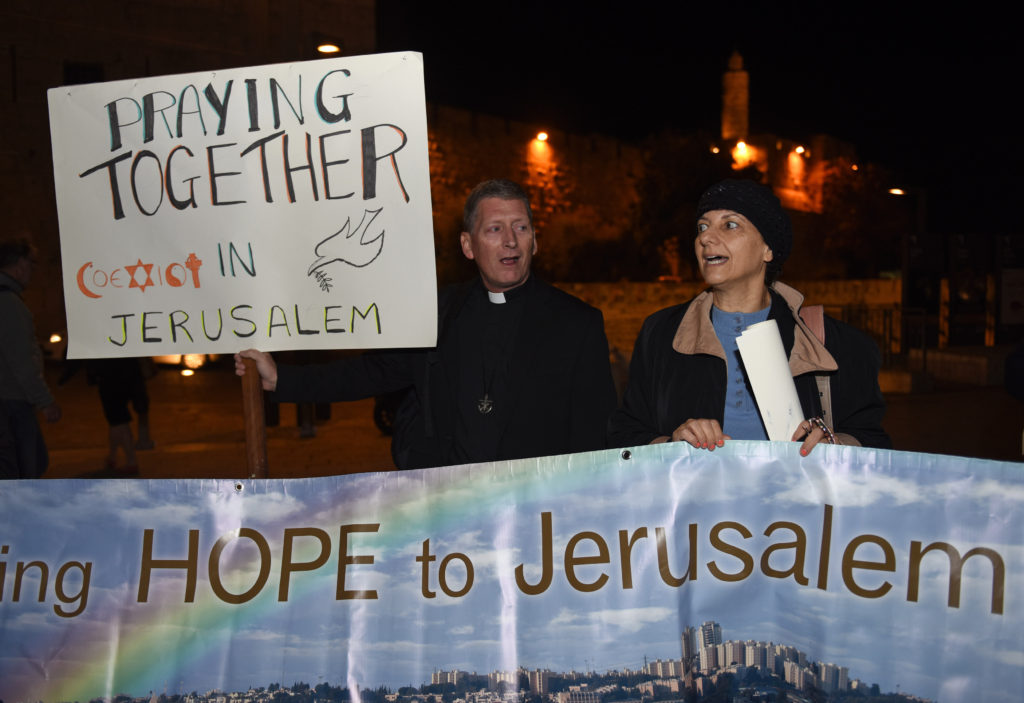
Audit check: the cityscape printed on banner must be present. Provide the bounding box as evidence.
[93,622,928,703]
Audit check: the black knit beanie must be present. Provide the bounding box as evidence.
[695,179,793,268]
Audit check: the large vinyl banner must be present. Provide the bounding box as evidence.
[48,52,436,358]
[1,443,1021,703]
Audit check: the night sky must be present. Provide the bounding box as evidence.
[378,1,1019,233]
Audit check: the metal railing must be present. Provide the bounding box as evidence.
[823,305,929,369]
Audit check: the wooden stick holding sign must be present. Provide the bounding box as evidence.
[240,358,269,478]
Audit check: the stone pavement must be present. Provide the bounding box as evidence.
[35,358,1024,481]
[40,361,396,480]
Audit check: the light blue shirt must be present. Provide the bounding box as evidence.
[712,304,770,440]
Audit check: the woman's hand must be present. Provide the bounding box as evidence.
[654,418,731,450]
[792,417,840,456]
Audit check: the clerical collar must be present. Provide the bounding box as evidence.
[484,275,532,305]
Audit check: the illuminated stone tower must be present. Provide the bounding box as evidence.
[721,50,749,141]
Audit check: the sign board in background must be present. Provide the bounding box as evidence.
[1,442,1021,703]
[48,51,436,359]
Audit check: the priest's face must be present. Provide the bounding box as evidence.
[460,197,537,293]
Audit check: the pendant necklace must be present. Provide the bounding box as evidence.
[478,351,498,414]
[477,289,511,414]
[477,393,494,414]
[477,330,501,414]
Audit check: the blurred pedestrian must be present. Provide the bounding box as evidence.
[90,357,153,471]
[0,236,61,479]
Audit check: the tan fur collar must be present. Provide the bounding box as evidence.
[671,282,837,375]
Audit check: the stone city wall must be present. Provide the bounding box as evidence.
[558,278,902,361]
[426,103,643,284]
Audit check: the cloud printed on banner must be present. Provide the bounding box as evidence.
[452,638,504,651]
[765,454,1024,510]
[769,468,926,507]
[232,627,288,643]
[992,648,1024,667]
[3,480,175,531]
[939,677,974,702]
[548,606,673,635]
[964,477,1024,502]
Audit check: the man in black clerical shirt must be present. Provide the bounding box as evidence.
[236,179,617,469]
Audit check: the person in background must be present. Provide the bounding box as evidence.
[609,179,890,454]
[91,357,153,472]
[0,236,61,478]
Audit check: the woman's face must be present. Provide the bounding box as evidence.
[694,209,773,293]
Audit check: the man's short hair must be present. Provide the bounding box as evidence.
[462,179,534,232]
[0,236,35,270]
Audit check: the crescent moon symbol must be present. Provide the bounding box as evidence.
[77,262,102,299]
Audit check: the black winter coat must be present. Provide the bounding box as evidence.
[276,277,618,468]
[608,285,890,450]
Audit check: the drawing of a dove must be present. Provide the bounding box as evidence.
[308,207,385,276]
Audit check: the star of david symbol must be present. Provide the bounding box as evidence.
[125,259,155,292]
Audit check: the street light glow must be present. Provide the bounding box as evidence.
[731,140,757,170]
[317,43,341,54]
[889,188,906,195]
[536,131,548,142]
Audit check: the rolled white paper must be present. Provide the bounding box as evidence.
[735,318,803,441]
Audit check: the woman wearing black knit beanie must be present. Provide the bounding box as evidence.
[609,179,890,454]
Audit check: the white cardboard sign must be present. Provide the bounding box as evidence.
[48,52,436,358]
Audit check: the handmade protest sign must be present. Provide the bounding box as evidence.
[48,51,436,358]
